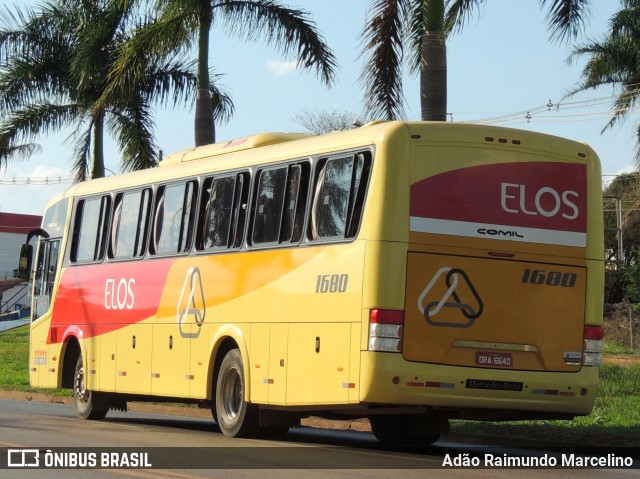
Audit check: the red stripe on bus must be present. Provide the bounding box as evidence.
[410,162,587,232]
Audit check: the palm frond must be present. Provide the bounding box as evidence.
[444,0,486,36]
[541,0,591,43]
[103,11,194,109]
[215,0,337,86]
[0,102,85,147]
[69,123,93,182]
[0,41,73,112]
[138,59,200,107]
[210,79,235,124]
[0,102,83,172]
[0,143,41,168]
[359,0,409,120]
[567,22,640,136]
[107,96,158,172]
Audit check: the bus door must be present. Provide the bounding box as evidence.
[32,238,61,320]
[29,237,61,388]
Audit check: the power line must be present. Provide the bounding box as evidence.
[455,88,640,126]
[0,176,73,185]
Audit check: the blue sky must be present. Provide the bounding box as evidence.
[0,0,635,215]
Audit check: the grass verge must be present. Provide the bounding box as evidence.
[450,362,640,447]
[0,325,69,396]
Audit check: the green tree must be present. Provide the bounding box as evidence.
[604,173,640,265]
[567,0,640,159]
[0,0,226,180]
[603,173,640,304]
[110,0,337,147]
[360,0,591,121]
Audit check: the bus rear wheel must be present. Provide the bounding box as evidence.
[73,355,108,420]
[215,349,257,437]
[370,414,446,446]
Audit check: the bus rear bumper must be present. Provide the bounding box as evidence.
[358,352,598,418]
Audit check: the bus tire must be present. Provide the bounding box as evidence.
[370,414,443,446]
[73,355,108,420]
[215,349,257,437]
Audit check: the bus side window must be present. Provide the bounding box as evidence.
[71,195,111,263]
[310,152,371,241]
[230,173,250,248]
[280,163,310,243]
[197,172,249,251]
[152,181,197,256]
[250,162,309,246]
[110,188,152,259]
[251,167,288,244]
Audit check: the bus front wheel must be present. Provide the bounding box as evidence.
[73,355,108,420]
[215,349,257,437]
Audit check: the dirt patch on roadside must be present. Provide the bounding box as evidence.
[603,355,640,366]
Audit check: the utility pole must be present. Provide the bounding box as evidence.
[604,195,624,268]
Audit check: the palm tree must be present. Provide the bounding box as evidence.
[567,0,640,159]
[110,0,337,147]
[360,0,591,122]
[0,0,230,180]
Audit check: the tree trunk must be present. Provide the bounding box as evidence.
[195,1,215,146]
[420,31,447,122]
[91,114,105,179]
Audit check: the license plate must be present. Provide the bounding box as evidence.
[475,351,513,368]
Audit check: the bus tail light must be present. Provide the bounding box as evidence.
[582,325,603,366]
[368,309,404,353]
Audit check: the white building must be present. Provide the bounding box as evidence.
[0,212,42,280]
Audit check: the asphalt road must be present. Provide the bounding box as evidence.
[0,398,637,479]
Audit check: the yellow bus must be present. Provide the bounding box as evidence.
[20,121,604,444]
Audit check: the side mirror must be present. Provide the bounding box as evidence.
[18,244,33,280]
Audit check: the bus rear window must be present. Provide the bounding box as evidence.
[310,152,371,241]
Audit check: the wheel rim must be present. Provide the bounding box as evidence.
[221,367,242,420]
[74,363,88,403]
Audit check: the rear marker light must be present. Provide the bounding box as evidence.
[583,325,604,366]
[425,381,455,389]
[369,309,404,353]
[368,337,402,353]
